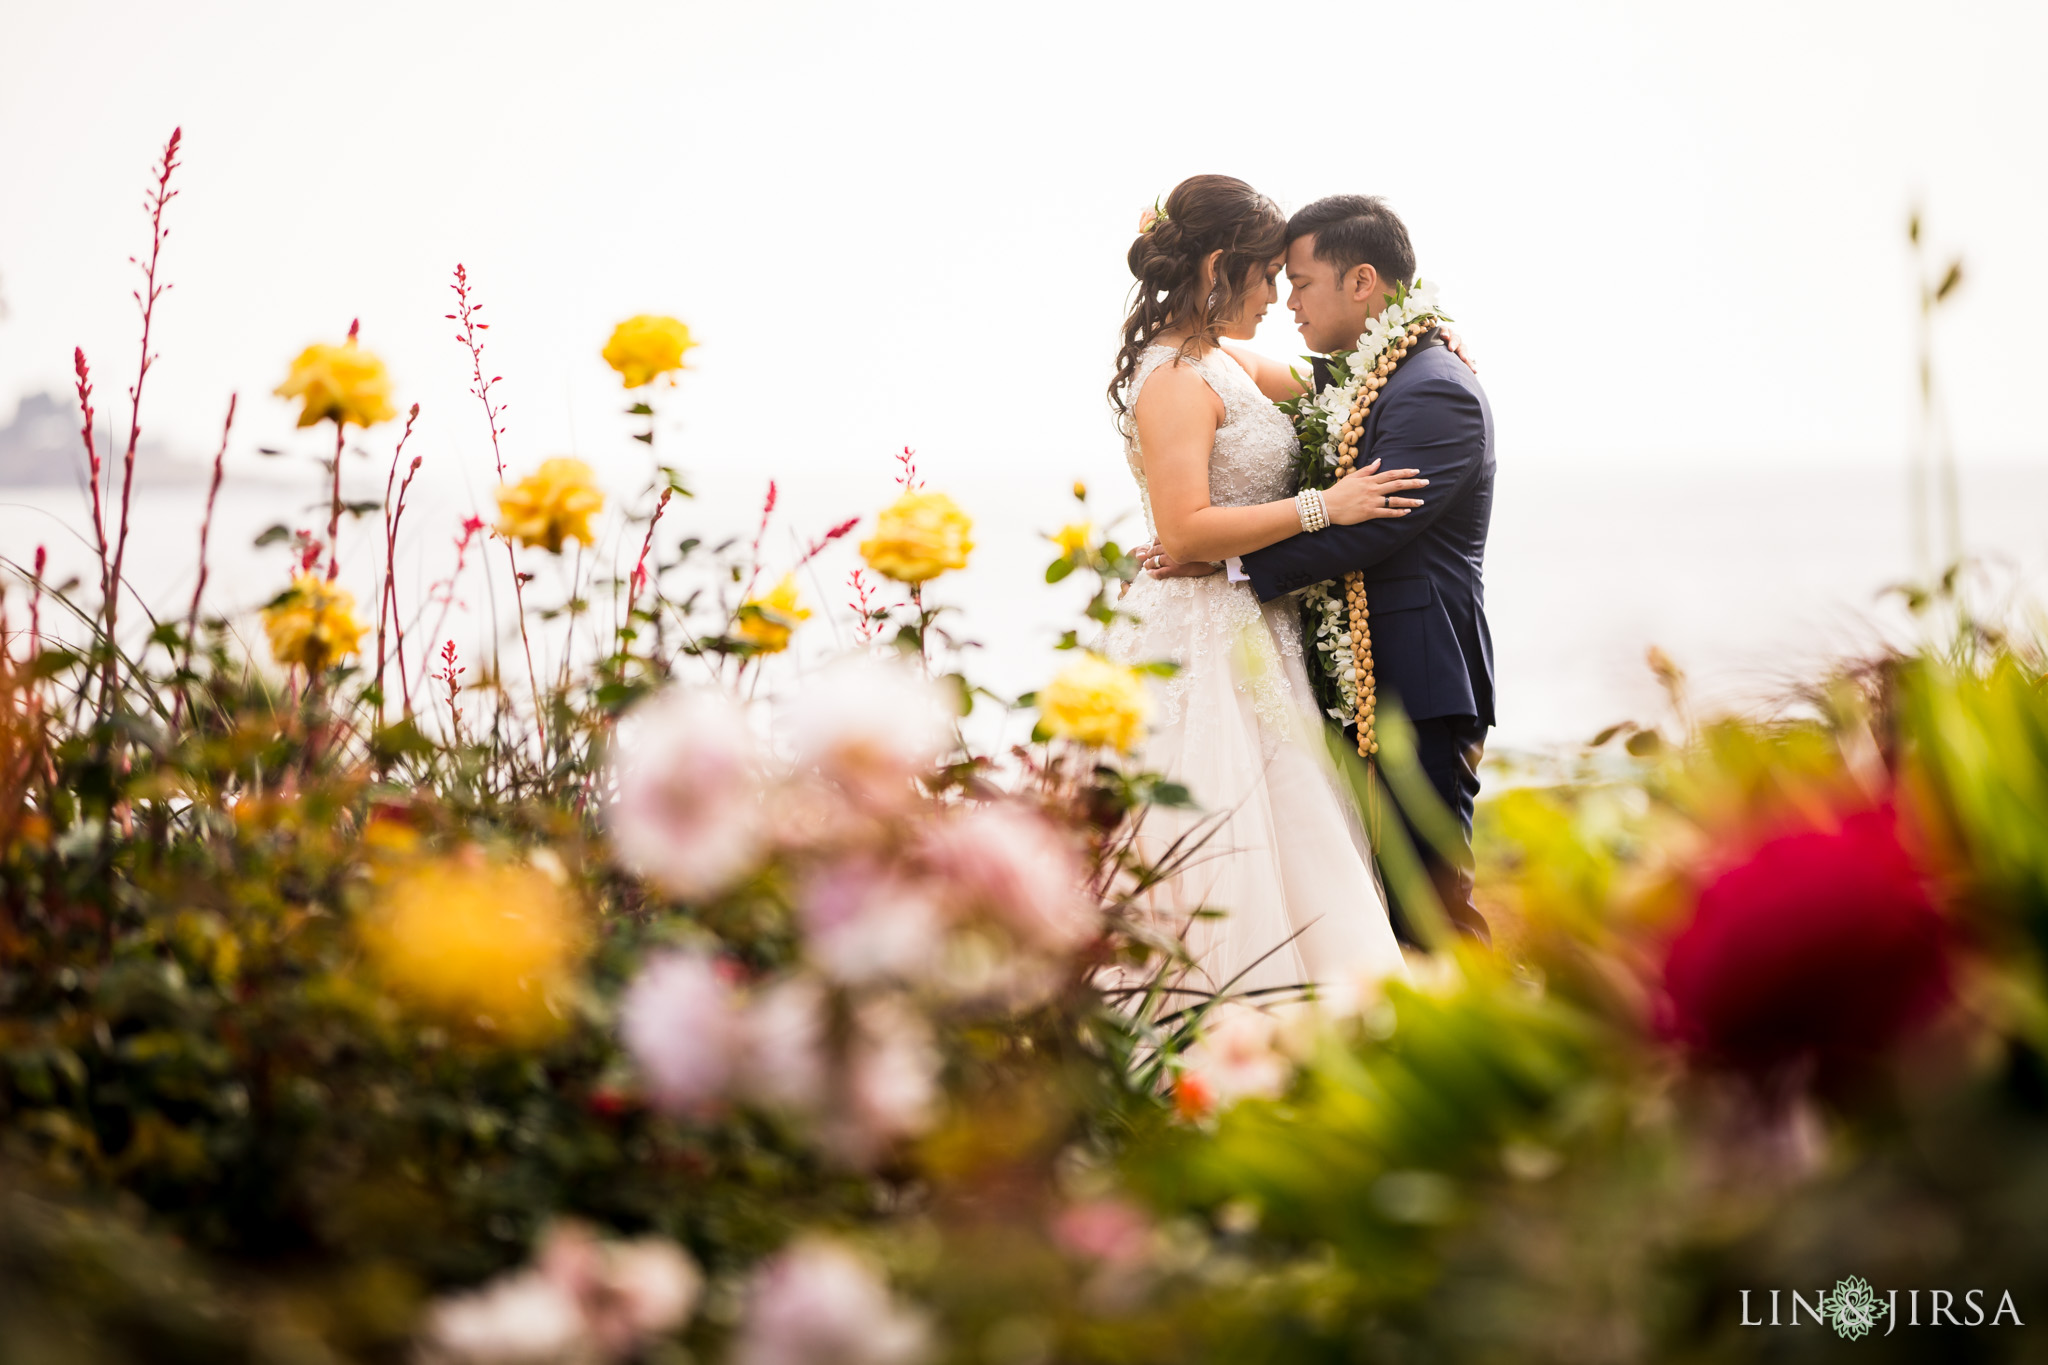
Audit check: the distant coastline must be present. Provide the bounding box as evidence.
[0,390,207,487]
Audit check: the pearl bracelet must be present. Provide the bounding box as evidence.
[1295,487,1329,534]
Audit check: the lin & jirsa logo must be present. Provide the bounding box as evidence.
[1741,1277,2023,1339]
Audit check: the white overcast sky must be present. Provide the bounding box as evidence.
[4,0,2043,471]
[2,0,2045,744]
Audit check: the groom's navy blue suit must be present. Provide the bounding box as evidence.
[1240,331,1495,943]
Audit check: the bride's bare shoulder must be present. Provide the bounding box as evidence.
[1132,351,1224,423]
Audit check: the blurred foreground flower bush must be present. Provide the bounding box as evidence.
[7,134,2048,1364]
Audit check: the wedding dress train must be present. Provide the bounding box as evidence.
[1107,344,1408,1000]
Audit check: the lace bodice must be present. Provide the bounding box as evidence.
[1123,344,1300,536]
[1107,344,1316,759]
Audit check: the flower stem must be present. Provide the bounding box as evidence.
[102,127,183,724]
[326,421,346,581]
[171,392,235,733]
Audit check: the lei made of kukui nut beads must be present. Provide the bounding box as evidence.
[1332,317,1437,759]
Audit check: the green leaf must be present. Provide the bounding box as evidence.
[1138,660,1181,677]
[595,679,656,714]
[1045,558,1076,584]
[253,524,292,548]
[369,719,436,763]
[1150,780,1193,808]
[28,649,84,681]
[1935,259,1964,302]
[627,402,655,416]
[1589,723,1631,748]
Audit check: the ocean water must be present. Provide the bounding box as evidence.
[4,455,2045,760]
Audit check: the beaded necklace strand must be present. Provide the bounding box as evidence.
[1329,316,1436,759]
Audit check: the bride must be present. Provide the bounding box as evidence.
[1106,174,1421,1001]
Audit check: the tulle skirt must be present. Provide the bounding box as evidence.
[1105,571,1408,1001]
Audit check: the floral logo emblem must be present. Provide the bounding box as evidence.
[1821,1276,1888,1340]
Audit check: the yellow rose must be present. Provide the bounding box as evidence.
[262,572,368,672]
[496,457,606,553]
[275,338,398,429]
[602,314,698,389]
[1050,521,1093,557]
[735,573,811,653]
[859,489,974,584]
[360,854,584,1042]
[1038,654,1152,753]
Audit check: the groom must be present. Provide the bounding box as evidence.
[1254,195,1494,945]
[1153,195,1495,947]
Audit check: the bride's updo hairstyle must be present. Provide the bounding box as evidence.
[1109,174,1286,423]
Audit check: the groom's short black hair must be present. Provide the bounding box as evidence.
[1287,196,1416,286]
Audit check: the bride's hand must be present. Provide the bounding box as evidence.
[1133,541,1220,579]
[1322,459,1427,526]
[1439,325,1477,373]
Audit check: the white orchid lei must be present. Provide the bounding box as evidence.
[1275,281,1450,741]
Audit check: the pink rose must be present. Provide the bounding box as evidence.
[816,995,941,1168]
[733,1238,932,1365]
[535,1221,702,1359]
[798,858,946,985]
[609,689,765,901]
[420,1221,701,1363]
[782,656,955,801]
[1052,1197,1153,1267]
[921,804,1097,954]
[620,951,744,1116]
[737,975,830,1113]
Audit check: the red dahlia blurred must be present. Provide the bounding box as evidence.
[1661,807,1950,1076]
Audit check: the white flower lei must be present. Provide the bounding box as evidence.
[1284,281,1450,730]
[1304,579,1358,723]
[1308,280,1444,475]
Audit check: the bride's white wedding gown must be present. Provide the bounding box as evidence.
[1107,344,1408,999]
